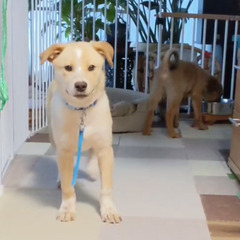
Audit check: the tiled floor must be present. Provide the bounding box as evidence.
[1,120,240,240]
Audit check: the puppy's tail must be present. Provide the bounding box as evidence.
[161,48,180,73]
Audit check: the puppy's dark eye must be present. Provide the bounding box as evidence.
[64,65,72,71]
[88,65,95,71]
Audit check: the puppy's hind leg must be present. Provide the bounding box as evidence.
[166,97,182,138]
[143,88,164,135]
[192,95,208,130]
[86,149,99,181]
[173,110,180,128]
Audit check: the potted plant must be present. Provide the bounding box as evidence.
[60,0,116,41]
[126,0,194,44]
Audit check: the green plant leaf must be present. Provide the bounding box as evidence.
[95,18,106,30]
[107,3,116,23]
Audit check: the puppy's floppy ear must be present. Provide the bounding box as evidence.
[90,41,114,67]
[40,44,65,65]
[207,76,222,93]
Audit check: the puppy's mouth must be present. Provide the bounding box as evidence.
[66,89,94,99]
[73,93,88,98]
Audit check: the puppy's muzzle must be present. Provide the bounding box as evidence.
[75,81,87,92]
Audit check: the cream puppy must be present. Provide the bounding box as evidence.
[40,41,122,223]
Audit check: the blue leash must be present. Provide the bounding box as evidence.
[67,100,97,186]
[72,129,84,186]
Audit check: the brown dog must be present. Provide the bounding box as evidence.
[143,48,223,138]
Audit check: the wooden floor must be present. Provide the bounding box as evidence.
[208,221,240,240]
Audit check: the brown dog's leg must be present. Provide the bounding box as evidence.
[143,109,155,135]
[173,110,179,128]
[192,95,208,130]
[166,95,182,138]
[97,146,122,224]
[143,89,164,135]
[57,149,76,222]
[166,107,181,138]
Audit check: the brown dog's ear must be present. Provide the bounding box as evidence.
[207,76,222,93]
[90,41,114,67]
[40,44,65,65]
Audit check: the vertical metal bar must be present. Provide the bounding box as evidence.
[180,18,185,59]
[52,0,55,44]
[34,0,39,131]
[54,0,57,44]
[47,0,51,112]
[82,0,85,41]
[170,18,174,49]
[39,0,42,129]
[221,20,228,91]
[71,0,74,41]
[123,1,129,89]
[201,19,207,69]
[230,20,239,99]
[51,1,54,82]
[51,2,54,45]
[156,1,162,68]
[42,0,46,128]
[42,0,46,127]
[54,2,58,42]
[211,19,218,75]
[45,0,50,126]
[180,18,186,112]
[113,0,118,88]
[190,18,196,62]
[47,0,50,47]
[144,0,151,94]
[31,0,35,132]
[92,0,96,41]
[103,0,107,41]
[46,0,50,82]
[40,0,47,126]
[58,0,62,42]
[188,18,196,115]
[134,0,140,91]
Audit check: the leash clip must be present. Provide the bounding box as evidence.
[80,109,86,132]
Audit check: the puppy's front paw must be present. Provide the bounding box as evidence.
[142,128,152,136]
[57,197,76,222]
[169,131,181,138]
[198,124,208,130]
[57,209,76,222]
[101,201,122,224]
[191,122,208,130]
[100,193,122,224]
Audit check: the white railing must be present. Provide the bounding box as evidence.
[29,0,59,133]
[29,0,240,134]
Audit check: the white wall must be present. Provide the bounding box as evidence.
[0,0,29,185]
[12,0,29,152]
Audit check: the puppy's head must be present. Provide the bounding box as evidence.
[203,76,223,102]
[40,41,114,103]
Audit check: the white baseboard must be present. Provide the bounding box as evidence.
[0,185,4,196]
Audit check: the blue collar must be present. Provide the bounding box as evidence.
[66,99,97,111]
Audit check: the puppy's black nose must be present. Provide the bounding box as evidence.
[74,81,87,92]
